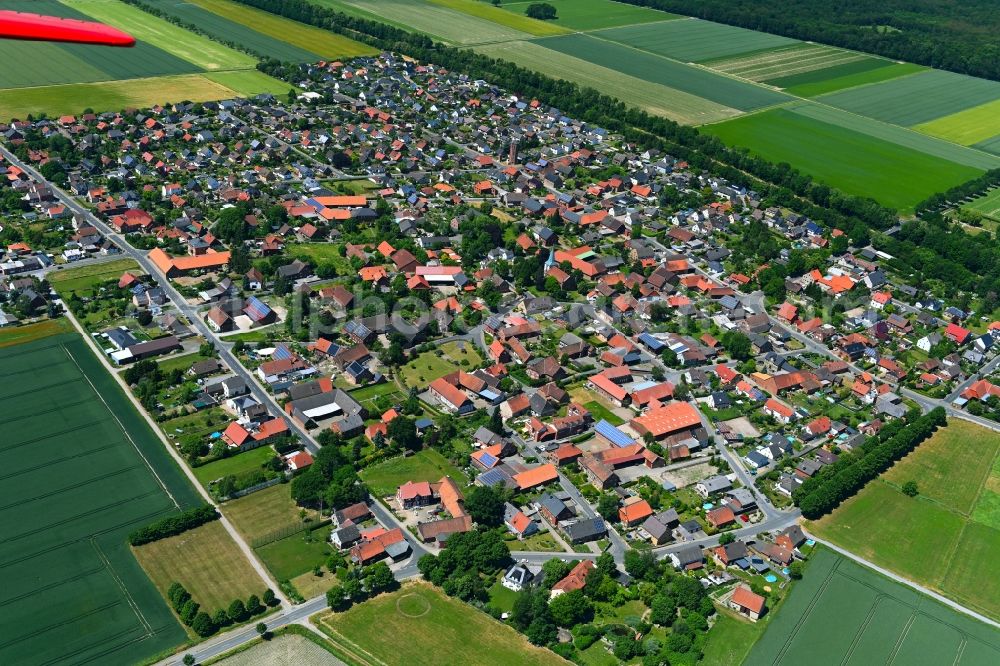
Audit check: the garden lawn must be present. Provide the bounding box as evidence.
[192,445,276,487]
[508,530,563,552]
[400,340,480,386]
[49,258,140,297]
[156,351,213,374]
[488,577,520,613]
[256,525,334,581]
[699,611,766,666]
[316,583,567,666]
[500,0,678,31]
[883,419,1000,514]
[359,449,468,497]
[703,107,984,212]
[221,483,318,544]
[133,520,266,613]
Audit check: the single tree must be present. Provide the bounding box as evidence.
[902,480,919,497]
[525,2,557,20]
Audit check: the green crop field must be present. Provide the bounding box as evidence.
[768,60,925,97]
[786,102,1000,170]
[64,0,257,71]
[317,583,567,666]
[428,0,568,36]
[0,73,253,122]
[533,33,790,111]
[500,0,678,31]
[593,17,798,63]
[817,69,1000,127]
[474,40,739,124]
[915,98,1000,146]
[703,107,984,212]
[808,421,1000,621]
[0,0,199,89]
[359,449,468,498]
[748,547,1000,665]
[146,0,321,61]
[202,70,292,96]
[187,0,377,58]
[0,331,201,665]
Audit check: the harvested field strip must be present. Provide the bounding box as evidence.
[474,40,740,125]
[707,44,872,82]
[187,0,377,58]
[787,102,1000,170]
[593,17,798,63]
[914,98,1000,146]
[817,68,1000,127]
[63,0,257,70]
[766,60,924,97]
[533,33,790,111]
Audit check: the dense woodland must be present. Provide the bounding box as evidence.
[619,0,1000,82]
[240,0,1000,308]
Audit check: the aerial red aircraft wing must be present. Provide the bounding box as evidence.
[0,10,135,46]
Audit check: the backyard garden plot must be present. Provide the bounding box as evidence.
[704,107,983,212]
[593,17,798,63]
[64,0,257,71]
[533,33,790,111]
[339,0,533,45]
[0,0,199,89]
[0,333,201,665]
[0,73,252,122]
[767,60,925,97]
[499,0,678,31]
[147,0,321,61]
[474,40,740,125]
[914,98,1000,147]
[747,547,1000,666]
[705,44,875,83]
[817,68,1000,127]
[359,448,468,497]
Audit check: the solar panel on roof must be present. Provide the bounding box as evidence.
[478,469,507,487]
[478,452,498,467]
[273,344,293,360]
[595,419,634,447]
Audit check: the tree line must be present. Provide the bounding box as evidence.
[794,407,947,519]
[167,581,276,638]
[128,504,219,546]
[615,0,1000,83]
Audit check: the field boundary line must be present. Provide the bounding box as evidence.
[91,538,155,635]
[771,556,841,664]
[61,344,181,510]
